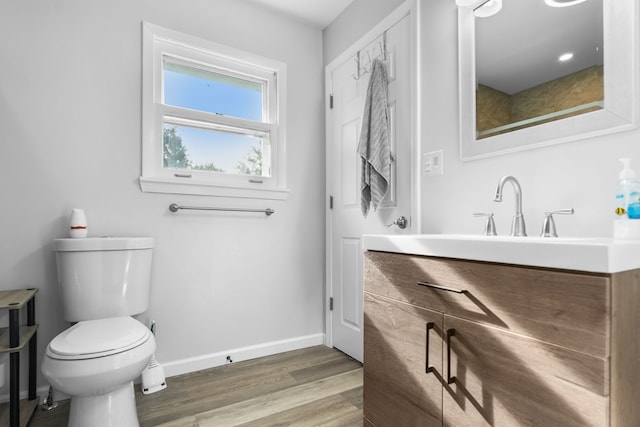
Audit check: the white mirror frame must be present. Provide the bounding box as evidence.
[459,0,639,161]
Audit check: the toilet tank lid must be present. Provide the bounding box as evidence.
[53,237,154,252]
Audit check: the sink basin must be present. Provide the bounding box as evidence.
[362,234,640,273]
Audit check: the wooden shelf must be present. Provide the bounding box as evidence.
[0,288,38,427]
[0,325,38,353]
[0,397,38,427]
[0,289,38,310]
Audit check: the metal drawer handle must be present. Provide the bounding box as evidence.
[417,281,466,294]
[447,329,456,385]
[425,322,434,374]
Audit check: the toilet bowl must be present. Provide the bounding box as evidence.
[42,317,156,427]
[44,237,156,426]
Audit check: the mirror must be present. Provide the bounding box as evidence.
[476,0,603,139]
[459,0,639,160]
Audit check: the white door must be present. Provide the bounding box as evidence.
[326,9,414,362]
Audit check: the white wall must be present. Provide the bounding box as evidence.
[327,0,640,239]
[0,0,325,397]
[418,0,640,238]
[323,0,405,64]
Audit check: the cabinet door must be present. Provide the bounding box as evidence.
[442,315,608,427]
[364,292,444,426]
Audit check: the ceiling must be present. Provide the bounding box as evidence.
[476,0,603,94]
[242,0,602,94]
[243,0,355,29]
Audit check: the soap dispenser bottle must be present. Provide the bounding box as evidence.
[615,158,640,219]
[614,158,640,239]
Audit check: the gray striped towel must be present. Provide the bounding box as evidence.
[357,58,390,217]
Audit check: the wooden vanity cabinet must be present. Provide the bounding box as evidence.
[363,250,640,427]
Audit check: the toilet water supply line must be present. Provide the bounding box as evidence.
[41,385,58,410]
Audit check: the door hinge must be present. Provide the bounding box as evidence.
[329,195,334,209]
[329,297,334,311]
[329,94,334,109]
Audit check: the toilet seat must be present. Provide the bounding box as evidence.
[47,317,152,360]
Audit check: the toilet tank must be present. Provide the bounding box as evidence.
[52,237,154,322]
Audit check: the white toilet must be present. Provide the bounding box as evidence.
[41,237,157,427]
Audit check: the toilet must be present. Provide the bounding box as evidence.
[41,237,156,427]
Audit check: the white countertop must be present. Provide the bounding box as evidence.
[362,234,640,273]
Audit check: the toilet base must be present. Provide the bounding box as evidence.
[68,382,139,427]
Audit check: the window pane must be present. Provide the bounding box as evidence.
[163,124,266,176]
[163,61,264,122]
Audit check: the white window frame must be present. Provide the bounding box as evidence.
[140,22,289,199]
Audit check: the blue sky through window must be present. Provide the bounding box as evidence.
[163,63,264,172]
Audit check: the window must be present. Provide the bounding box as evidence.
[141,22,289,199]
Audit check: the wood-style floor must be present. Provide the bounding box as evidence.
[28,346,363,426]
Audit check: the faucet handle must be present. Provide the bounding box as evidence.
[473,212,497,236]
[540,208,574,238]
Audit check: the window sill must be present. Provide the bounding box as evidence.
[139,177,290,200]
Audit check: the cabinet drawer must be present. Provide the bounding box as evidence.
[364,251,610,357]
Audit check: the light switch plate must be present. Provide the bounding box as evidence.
[424,150,444,176]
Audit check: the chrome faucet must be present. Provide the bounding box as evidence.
[494,176,527,236]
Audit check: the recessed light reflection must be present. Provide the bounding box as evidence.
[545,0,588,7]
[474,0,502,18]
[558,53,574,62]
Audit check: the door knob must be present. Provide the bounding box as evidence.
[385,216,408,229]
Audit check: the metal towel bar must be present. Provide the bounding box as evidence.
[169,203,274,216]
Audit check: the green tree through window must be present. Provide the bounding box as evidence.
[163,126,191,169]
[164,126,260,174]
[236,145,263,176]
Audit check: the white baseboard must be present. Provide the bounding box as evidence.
[0,333,326,405]
[0,386,50,406]
[161,333,326,378]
